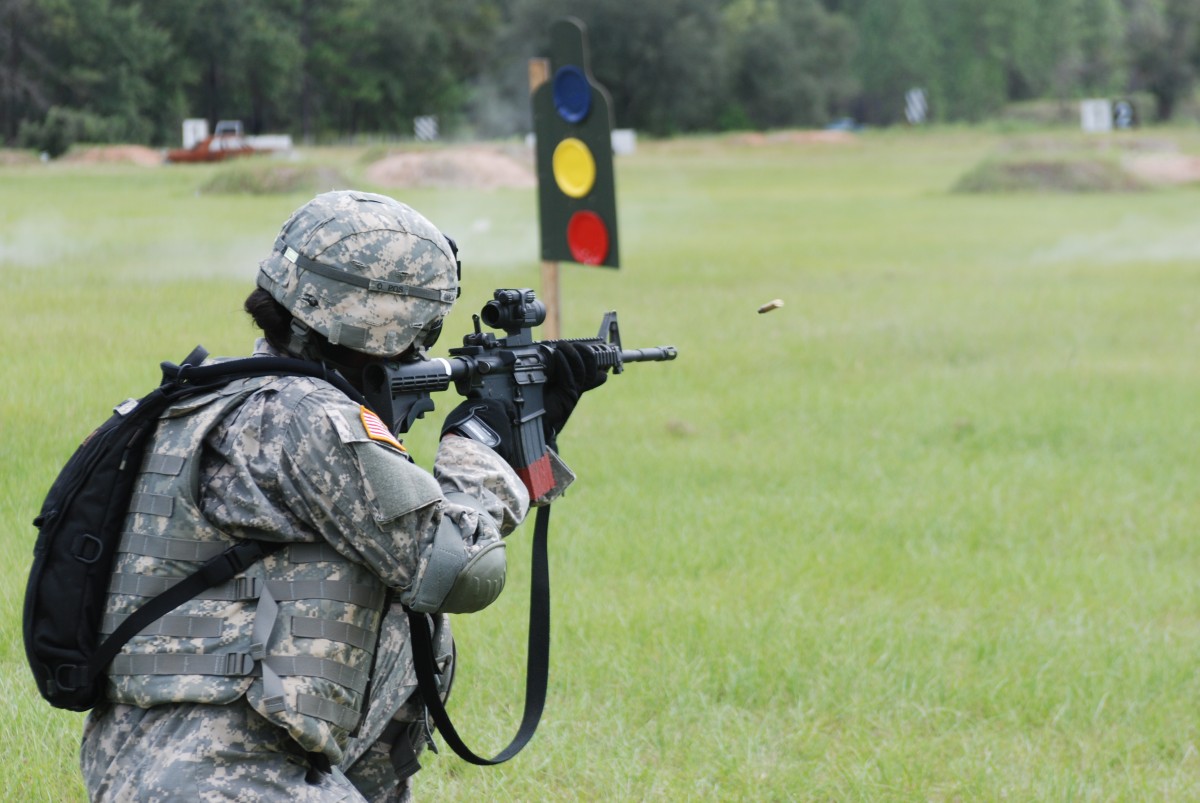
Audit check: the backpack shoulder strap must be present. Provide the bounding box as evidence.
[160,350,368,408]
[81,539,286,691]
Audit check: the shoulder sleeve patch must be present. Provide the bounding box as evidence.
[360,406,407,453]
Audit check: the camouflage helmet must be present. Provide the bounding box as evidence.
[256,190,459,358]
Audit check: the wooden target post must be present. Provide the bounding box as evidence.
[529,56,561,339]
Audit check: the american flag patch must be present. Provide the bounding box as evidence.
[359,406,406,452]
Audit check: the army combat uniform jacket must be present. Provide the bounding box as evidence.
[80,341,531,802]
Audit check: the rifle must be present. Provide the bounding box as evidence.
[361,288,677,500]
[363,288,675,765]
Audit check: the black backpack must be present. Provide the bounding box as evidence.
[23,347,365,711]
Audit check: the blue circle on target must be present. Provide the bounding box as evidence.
[553,65,592,124]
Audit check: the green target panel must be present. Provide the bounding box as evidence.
[533,18,619,268]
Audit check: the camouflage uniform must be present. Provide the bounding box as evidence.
[80,339,531,801]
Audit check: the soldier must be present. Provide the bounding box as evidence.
[79,190,604,801]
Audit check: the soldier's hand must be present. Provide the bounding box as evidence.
[542,342,607,447]
[441,397,516,463]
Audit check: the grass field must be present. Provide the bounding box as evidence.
[3,126,1200,800]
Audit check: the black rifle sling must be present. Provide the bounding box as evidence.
[407,504,552,765]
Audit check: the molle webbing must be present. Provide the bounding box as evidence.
[107,652,257,677]
[105,653,369,694]
[106,526,381,733]
[288,543,344,563]
[106,381,385,737]
[111,534,345,576]
[101,613,222,638]
[143,454,185,476]
[291,616,377,652]
[296,693,361,732]
[127,493,174,517]
[107,574,387,609]
[117,533,229,562]
[71,363,382,739]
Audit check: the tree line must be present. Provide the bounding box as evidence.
[2,0,1198,155]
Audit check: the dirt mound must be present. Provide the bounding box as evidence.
[1002,135,1180,155]
[770,130,858,145]
[1122,153,1200,185]
[365,146,536,190]
[200,163,350,195]
[0,149,39,165]
[731,129,857,147]
[954,156,1147,193]
[59,145,163,166]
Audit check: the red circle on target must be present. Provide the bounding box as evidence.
[566,211,610,266]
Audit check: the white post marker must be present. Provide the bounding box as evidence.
[905,88,928,125]
[182,118,208,149]
[1080,99,1113,133]
[611,129,637,155]
[414,116,439,142]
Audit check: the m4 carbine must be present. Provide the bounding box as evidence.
[361,288,677,500]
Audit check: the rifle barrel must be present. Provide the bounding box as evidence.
[619,346,678,363]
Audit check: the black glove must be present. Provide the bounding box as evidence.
[441,397,516,463]
[541,342,607,447]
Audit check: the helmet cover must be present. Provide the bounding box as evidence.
[257,191,459,357]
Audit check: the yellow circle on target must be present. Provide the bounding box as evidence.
[552,138,596,198]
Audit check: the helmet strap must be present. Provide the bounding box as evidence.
[283,319,370,392]
[286,319,321,361]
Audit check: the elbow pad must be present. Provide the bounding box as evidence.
[407,493,507,614]
[440,540,506,614]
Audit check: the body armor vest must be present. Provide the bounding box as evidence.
[100,377,388,763]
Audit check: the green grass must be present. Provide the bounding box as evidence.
[5,127,1200,800]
